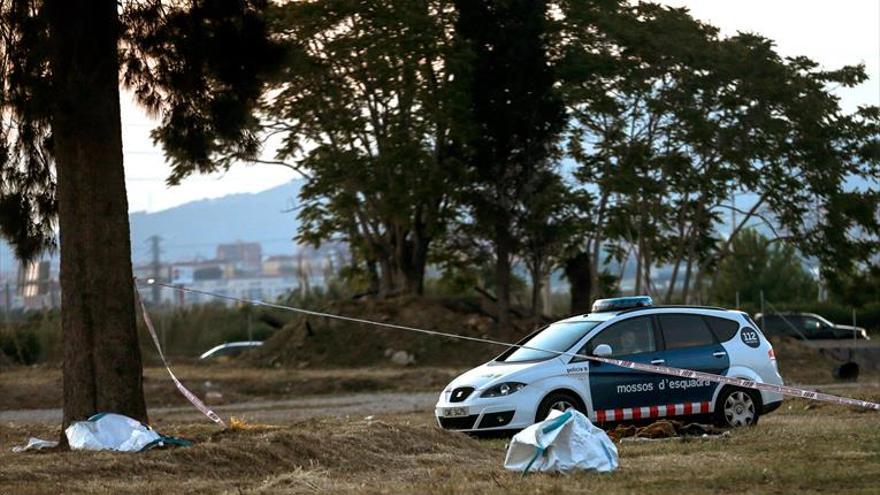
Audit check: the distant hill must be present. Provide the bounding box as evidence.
[129,180,304,263]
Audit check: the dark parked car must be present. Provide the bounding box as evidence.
[753,313,869,340]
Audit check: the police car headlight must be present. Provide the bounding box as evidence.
[481,382,526,398]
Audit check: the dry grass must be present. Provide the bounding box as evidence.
[2,394,879,494]
[2,339,879,494]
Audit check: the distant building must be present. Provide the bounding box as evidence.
[182,275,309,306]
[16,240,343,310]
[217,241,262,274]
[262,255,297,276]
[17,259,60,309]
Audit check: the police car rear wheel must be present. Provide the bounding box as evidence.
[536,391,584,422]
[715,388,759,427]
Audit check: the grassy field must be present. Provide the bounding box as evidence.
[2,336,879,494]
[2,390,879,494]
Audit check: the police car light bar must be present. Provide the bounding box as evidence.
[591,296,653,313]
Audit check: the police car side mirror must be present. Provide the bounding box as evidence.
[593,344,613,358]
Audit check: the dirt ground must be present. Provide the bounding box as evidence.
[2,335,874,412]
[0,365,461,410]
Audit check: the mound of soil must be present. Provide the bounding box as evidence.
[607,419,725,441]
[0,416,498,493]
[248,296,541,368]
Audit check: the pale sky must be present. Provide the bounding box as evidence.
[121,0,880,213]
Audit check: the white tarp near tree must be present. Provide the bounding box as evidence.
[13,413,191,453]
[65,413,191,452]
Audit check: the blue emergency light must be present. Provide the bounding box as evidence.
[591,296,653,313]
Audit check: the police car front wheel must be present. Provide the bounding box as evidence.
[715,387,760,427]
[536,391,585,423]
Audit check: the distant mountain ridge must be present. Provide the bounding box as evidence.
[128,180,304,264]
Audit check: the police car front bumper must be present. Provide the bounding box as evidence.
[434,387,543,432]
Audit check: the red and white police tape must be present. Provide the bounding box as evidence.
[137,280,880,426]
[135,288,227,427]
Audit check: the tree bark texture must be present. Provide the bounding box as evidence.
[47,0,148,429]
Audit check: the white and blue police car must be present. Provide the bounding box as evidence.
[435,296,784,432]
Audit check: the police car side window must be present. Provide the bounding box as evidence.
[703,316,740,342]
[588,316,656,356]
[658,314,716,349]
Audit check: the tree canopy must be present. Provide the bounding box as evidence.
[1,0,283,259]
[4,0,878,350]
[263,0,465,296]
[558,1,880,305]
[711,229,818,305]
[254,0,880,314]
[451,0,565,330]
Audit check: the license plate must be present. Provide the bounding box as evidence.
[442,407,468,417]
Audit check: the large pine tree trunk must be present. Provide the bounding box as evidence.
[47,0,148,431]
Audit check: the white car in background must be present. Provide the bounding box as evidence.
[199,341,263,361]
[436,297,783,432]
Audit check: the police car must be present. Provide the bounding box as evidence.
[435,296,784,432]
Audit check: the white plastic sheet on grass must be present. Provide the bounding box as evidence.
[11,437,59,452]
[65,413,165,452]
[504,409,618,475]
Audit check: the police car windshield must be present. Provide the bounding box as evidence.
[500,321,600,362]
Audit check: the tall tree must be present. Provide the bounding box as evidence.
[710,229,818,305]
[0,0,280,435]
[517,169,583,316]
[559,1,880,305]
[826,264,880,308]
[263,0,465,297]
[50,0,148,428]
[453,0,565,334]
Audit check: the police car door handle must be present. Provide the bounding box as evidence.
[713,351,727,358]
[650,359,665,365]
